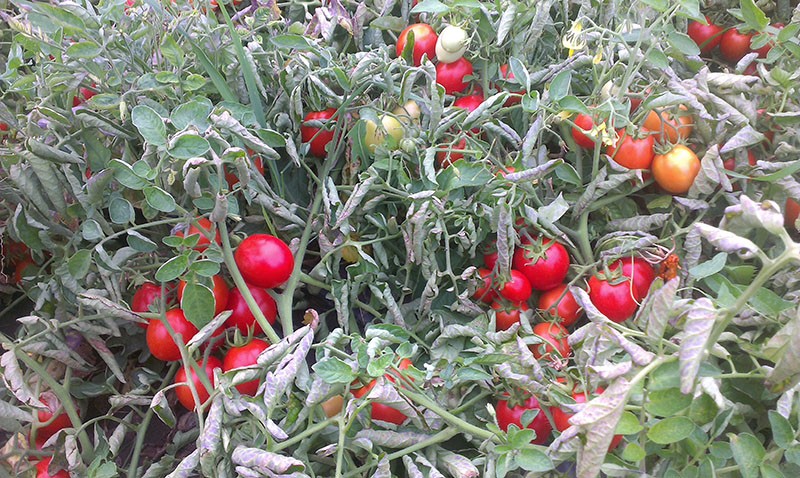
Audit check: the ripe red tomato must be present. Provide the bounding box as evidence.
[492,301,529,331]
[720,28,753,63]
[550,389,623,451]
[512,238,570,291]
[498,64,525,106]
[146,309,199,361]
[722,150,757,173]
[786,198,800,230]
[301,108,337,158]
[497,269,532,304]
[35,457,69,478]
[234,234,294,289]
[483,243,498,270]
[615,257,656,300]
[2,239,29,266]
[396,23,438,66]
[642,106,694,144]
[13,258,36,285]
[496,394,552,445]
[72,84,97,107]
[225,154,265,188]
[174,356,222,410]
[176,218,221,251]
[537,284,582,327]
[0,122,9,132]
[224,285,277,334]
[453,95,483,112]
[352,359,413,425]
[605,130,655,170]
[222,338,269,396]
[32,394,72,447]
[178,274,229,316]
[652,144,701,194]
[436,57,473,95]
[687,17,724,54]
[131,282,175,328]
[436,137,466,168]
[472,268,496,304]
[587,275,638,323]
[571,113,596,149]
[530,322,570,361]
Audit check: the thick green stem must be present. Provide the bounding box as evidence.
[400,389,498,443]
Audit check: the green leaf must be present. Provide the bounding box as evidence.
[87,94,120,110]
[67,250,92,279]
[81,219,103,241]
[131,105,167,146]
[690,252,728,279]
[127,231,158,253]
[366,355,394,378]
[182,74,206,91]
[65,41,101,59]
[411,0,449,14]
[740,0,768,31]
[155,71,180,84]
[189,260,221,277]
[270,34,313,50]
[761,463,786,478]
[621,442,646,462]
[729,433,766,478]
[549,71,571,101]
[638,0,668,11]
[516,448,553,472]
[370,16,407,31]
[313,357,356,384]
[143,186,177,213]
[437,162,495,190]
[109,196,134,224]
[155,255,189,282]
[181,282,215,329]
[616,411,644,435]
[167,134,210,160]
[558,96,589,114]
[768,411,794,449]
[688,393,719,425]
[647,416,695,444]
[172,99,212,131]
[668,31,701,56]
[160,35,184,68]
[646,49,670,69]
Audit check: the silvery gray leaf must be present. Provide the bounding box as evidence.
[679,298,716,394]
[694,223,759,259]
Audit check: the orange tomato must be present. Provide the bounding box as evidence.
[786,198,800,230]
[642,105,694,144]
[651,145,701,194]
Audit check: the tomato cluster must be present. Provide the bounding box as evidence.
[131,218,294,410]
[688,17,784,73]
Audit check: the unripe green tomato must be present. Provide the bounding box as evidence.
[364,115,405,153]
[392,100,421,125]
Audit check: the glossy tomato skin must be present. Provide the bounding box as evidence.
[396,23,438,66]
[687,17,724,54]
[587,275,639,323]
[786,198,800,230]
[176,218,221,251]
[132,282,175,328]
[436,137,466,168]
[174,356,222,411]
[453,95,483,112]
[146,309,199,361]
[223,338,270,396]
[178,274,229,316]
[720,28,753,63]
[652,144,701,194]
[530,322,570,361]
[499,64,525,106]
[571,114,596,149]
[606,130,655,170]
[496,395,552,445]
[235,234,294,289]
[224,285,277,334]
[33,394,72,447]
[492,301,529,331]
[436,57,473,95]
[615,257,656,300]
[472,268,496,304]
[642,106,694,144]
[301,108,337,158]
[35,457,70,478]
[550,389,623,451]
[537,284,582,327]
[352,359,412,425]
[498,269,532,304]
[512,238,570,292]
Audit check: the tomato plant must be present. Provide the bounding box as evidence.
[652,144,701,194]
[301,109,337,158]
[178,274,230,316]
[223,338,270,396]
[720,28,753,63]
[174,356,222,411]
[351,358,413,425]
[492,301,529,331]
[530,322,570,361]
[436,137,466,168]
[550,389,623,451]
[687,17,724,54]
[35,458,69,478]
[32,394,72,447]
[571,113,597,149]
[498,64,525,106]
[396,23,438,66]
[224,285,277,334]
[497,269,532,304]
[642,106,694,144]
[146,309,199,361]
[496,394,552,445]
[605,129,655,169]
[512,237,570,291]
[175,218,221,251]
[234,234,294,289]
[436,57,473,95]
[471,268,496,304]
[537,284,582,327]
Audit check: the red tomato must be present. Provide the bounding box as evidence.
[687,17,724,54]
[178,274,229,316]
[498,64,525,106]
[352,359,413,425]
[786,198,800,230]
[722,150,757,172]
[496,394,552,445]
[652,144,701,194]
[587,275,638,323]
[571,113,596,149]
[483,243,498,270]
[35,458,69,478]
[642,106,694,144]
[0,122,8,132]
[224,285,277,334]
[225,154,265,188]
[436,137,466,168]
[176,218,221,251]
[550,389,623,451]
[537,284,582,327]
[32,394,72,447]
[234,234,294,289]
[720,28,753,63]
[472,268,496,304]
[530,322,570,361]
[497,269,532,304]
[436,57,473,95]
[222,338,270,396]
[1,239,29,266]
[492,301,529,331]
[396,24,438,66]
[174,356,222,410]
[131,282,175,328]
[453,95,483,112]
[301,108,337,158]
[614,257,656,300]
[512,238,570,291]
[605,130,655,170]
[146,309,199,361]
[14,258,36,285]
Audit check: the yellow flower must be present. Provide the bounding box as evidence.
[562,21,586,57]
